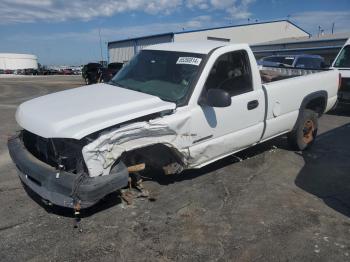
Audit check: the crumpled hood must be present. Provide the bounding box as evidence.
[16,83,176,139]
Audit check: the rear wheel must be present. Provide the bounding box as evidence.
[288,109,318,151]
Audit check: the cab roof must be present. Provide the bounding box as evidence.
[144,41,231,54]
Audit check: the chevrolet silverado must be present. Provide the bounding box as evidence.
[8,41,339,209]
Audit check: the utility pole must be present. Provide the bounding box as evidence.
[98,28,104,64]
[331,22,335,34]
[105,41,109,64]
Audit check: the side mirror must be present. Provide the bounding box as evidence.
[200,89,231,107]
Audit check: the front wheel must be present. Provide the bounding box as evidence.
[287,109,318,151]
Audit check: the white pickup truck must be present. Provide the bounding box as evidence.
[8,41,339,209]
[332,38,350,104]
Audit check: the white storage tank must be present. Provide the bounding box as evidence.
[0,53,38,70]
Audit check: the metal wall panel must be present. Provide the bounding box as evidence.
[108,34,173,63]
[108,40,135,63]
[108,21,310,63]
[135,34,173,52]
[174,21,309,45]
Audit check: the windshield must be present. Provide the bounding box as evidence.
[263,56,295,66]
[110,50,205,103]
[334,46,350,68]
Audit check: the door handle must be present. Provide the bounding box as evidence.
[247,100,259,110]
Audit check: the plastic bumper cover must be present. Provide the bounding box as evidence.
[7,135,129,209]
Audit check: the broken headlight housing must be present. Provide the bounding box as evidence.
[22,130,87,174]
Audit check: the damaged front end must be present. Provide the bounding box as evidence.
[8,105,192,209]
[8,130,129,209]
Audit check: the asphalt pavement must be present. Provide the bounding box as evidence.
[0,75,350,262]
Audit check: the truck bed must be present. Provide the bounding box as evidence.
[260,66,326,84]
[260,69,338,141]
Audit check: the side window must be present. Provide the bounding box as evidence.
[205,50,253,97]
[295,58,322,69]
[334,46,350,68]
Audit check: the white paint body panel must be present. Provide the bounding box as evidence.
[16,83,176,139]
[262,70,339,141]
[145,41,226,54]
[331,39,350,102]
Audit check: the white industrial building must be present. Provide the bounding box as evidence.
[0,53,38,70]
[108,20,309,63]
[251,32,350,64]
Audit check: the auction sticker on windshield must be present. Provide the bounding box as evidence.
[176,57,202,66]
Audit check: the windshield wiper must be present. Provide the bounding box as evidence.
[110,80,145,94]
[157,96,173,103]
[110,80,127,88]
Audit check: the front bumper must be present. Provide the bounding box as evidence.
[8,135,129,209]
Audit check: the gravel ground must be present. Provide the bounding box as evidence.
[0,76,350,262]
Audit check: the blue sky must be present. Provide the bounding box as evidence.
[0,0,349,66]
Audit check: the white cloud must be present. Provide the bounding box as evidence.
[210,0,233,9]
[291,11,350,35]
[7,0,52,6]
[186,0,209,10]
[0,0,183,23]
[226,0,255,20]
[186,0,255,20]
[6,15,217,43]
[0,0,255,24]
[2,14,217,64]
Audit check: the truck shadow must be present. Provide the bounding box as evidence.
[26,116,350,218]
[25,137,288,218]
[327,103,350,117]
[23,183,123,218]
[295,123,350,217]
[149,136,289,186]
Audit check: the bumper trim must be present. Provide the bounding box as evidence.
[8,135,129,209]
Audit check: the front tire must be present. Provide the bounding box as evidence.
[288,109,318,151]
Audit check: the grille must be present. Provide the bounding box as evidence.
[22,130,85,173]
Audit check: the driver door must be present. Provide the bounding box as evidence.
[188,50,265,166]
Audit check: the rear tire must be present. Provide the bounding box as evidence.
[288,109,318,151]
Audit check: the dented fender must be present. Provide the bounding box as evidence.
[82,113,194,177]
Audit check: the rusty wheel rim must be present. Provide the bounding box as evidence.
[302,120,315,144]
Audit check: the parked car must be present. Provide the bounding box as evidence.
[50,69,61,75]
[4,69,14,74]
[23,69,39,75]
[38,68,51,75]
[100,62,124,83]
[332,38,350,104]
[61,68,74,75]
[14,69,24,75]
[258,54,326,69]
[8,41,339,209]
[73,68,82,75]
[82,63,103,84]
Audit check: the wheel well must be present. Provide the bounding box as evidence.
[304,96,326,116]
[120,143,184,169]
